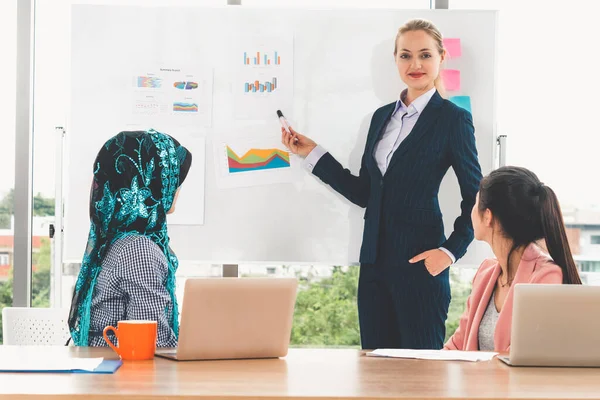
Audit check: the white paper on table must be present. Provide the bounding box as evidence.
[0,356,104,372]
[366,349,497,362]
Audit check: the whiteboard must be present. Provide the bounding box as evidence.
[66,5,497,266]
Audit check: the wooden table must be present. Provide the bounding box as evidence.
[0,347,598,399]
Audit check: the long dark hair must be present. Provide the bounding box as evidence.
[478,166,581,284]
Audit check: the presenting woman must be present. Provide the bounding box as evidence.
[282,19,482,349]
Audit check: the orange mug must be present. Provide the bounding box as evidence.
[103,320,157,361]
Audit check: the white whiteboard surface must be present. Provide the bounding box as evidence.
[66,5,497,266]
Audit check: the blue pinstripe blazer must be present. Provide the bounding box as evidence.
[312,91,483,265]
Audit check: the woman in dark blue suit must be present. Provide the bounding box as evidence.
[281,19,483,350]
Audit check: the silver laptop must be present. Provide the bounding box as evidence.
[155,277,298,361]
[498,284,600,367]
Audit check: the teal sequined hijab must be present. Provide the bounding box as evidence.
[68,129,192,346]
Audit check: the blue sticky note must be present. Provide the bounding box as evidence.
[449,95,472,114]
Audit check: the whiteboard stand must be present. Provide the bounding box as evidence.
[223,264,239,277]
[224,0,240,279]
[51,126,66,308]
[497,135,507,168]
[434,0,449,9]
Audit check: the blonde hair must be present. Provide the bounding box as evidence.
[394,19,446,95]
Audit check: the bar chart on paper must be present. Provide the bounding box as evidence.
[244,77,278,93]
[235,72,290,118]
[234,35,293,119]
[244,51,282,66]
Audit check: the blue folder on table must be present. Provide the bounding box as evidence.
[73,359,122,374]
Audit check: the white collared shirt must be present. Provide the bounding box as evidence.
[373,87,436,175]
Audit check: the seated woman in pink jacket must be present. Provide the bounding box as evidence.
[445,166,581,352]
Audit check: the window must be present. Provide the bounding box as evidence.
[37,1,242,308]
[29,0,500,349]
[578,261,600,273]
[247,264,478,346]
[0,0,17,344]
[0,254,9,266]
[451,0,600,288]
[32,0,70,309]
[452,0,600,212]
[32,0,229,311]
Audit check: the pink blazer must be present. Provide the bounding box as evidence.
[444,243,563,352]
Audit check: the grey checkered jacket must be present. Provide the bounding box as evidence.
[87,235,178,347]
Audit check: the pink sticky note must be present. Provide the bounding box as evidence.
[440,69,461,91]
[443,38,462,58]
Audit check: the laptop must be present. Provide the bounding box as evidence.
[155,277,298,361]
[498,284,600,367]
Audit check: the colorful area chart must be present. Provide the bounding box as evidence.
[227,146,290,173]
[173,102,198,112]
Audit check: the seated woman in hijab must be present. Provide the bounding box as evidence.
[68,129,192,347]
